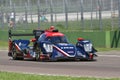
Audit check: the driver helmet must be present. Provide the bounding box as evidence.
[50,26,55,30]
[77,37,84,41]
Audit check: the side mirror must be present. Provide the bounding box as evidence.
[77,37,84,41]
[30,38,36,42]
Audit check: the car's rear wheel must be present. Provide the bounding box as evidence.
[12,45,24,60]
[12,45,18,60]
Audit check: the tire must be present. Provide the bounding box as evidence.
[12,45,24,60]
[35,52,40,61]
[18,52,24,60]
[35,44,41,61]
[12,45,18,60]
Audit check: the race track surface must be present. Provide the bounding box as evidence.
[0,50,120,78]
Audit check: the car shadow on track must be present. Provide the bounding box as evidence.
[9,58,97,62]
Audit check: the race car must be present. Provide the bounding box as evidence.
[8,26,97,61]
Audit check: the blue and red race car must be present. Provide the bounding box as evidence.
[8,26,97,61]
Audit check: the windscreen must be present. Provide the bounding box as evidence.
[47,36,68,44]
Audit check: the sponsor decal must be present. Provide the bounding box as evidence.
[15,43,21,51]
[67,51,74,54]
[18,42,27,47]
[61,47,74,49]
[53,45,75,57]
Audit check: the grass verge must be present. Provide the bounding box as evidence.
[0,71,119,80]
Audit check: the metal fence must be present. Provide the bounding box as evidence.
[0,0,120,30]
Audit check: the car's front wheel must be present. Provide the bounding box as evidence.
[35,44,41,61]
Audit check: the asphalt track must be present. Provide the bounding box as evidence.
[0,50,120,78]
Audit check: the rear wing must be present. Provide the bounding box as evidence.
[8,29,44,39]
[33,30,44,39]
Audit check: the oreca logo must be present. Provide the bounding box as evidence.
[19,42,26,46]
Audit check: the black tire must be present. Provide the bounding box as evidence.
[35,52,40,61]
[12,45,18,60]
[12,45,24,60]
[35,44,41,61]
[18,52,24,60]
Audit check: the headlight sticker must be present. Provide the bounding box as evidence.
[43,43,53,53]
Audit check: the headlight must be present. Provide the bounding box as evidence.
[84,43,92,52]
[43,43,53,53]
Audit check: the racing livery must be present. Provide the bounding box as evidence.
[8,27,97,61]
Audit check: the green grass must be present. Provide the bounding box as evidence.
[0,41,8,50]
[0,71,119,80]
[0,41,8,46]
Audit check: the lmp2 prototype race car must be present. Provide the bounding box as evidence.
[8,26,97,61]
